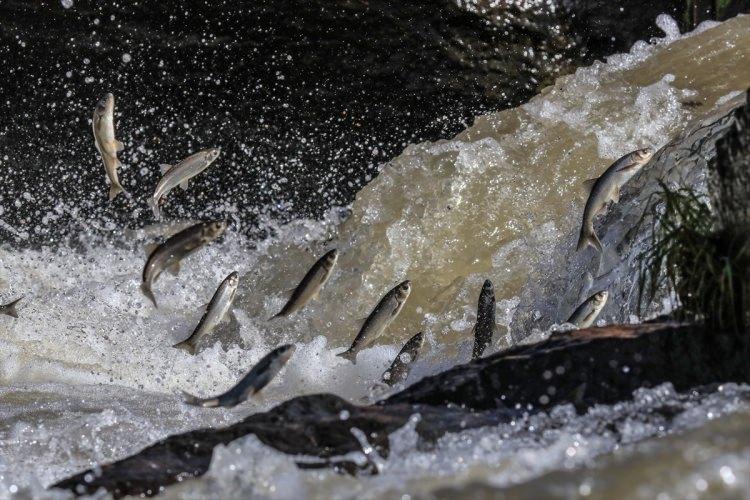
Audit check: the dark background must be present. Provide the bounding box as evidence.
[0,0,746,246]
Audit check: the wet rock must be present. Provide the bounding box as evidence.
[53,321,750,497]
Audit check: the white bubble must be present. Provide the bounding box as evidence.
[122,53,132,63]
[60,0,73,8]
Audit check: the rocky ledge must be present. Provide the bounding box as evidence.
[53,321,750,498]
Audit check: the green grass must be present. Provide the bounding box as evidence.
[638,182,749,332]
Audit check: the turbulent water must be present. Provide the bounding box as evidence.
[2,14,750,500]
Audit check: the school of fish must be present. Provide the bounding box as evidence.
[1,91,655,409]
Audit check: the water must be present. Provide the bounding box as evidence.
[1,13,750,500]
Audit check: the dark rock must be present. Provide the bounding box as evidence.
[53,321,750,497]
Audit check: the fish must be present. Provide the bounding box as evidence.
[269,249,338,319]
[566,290,608,328]
[148,148,221,218]
[140,221,227,308]
[181,344,296,408]
[0,296,23,318]
[337,280,411,364]
[471,279,496,359]
[381,332,424,386]
[92,93,128,201]
[577,147,654,252]
[174,271,239,354]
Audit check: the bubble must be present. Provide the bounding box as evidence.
[122,53,132,63]
[60,0,73,8]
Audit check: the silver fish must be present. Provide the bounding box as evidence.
[270,249,338,319]
[577,147,654,252]
[148,148,221,218]
[337,280,411,364]
[182,344,295,408]
[472,279,496,359]
[92,93,128,201]
[141,221,227,308]
[174,271,239,354]
[0,296,23,318]
[567,290,608,328]
[381,332,424,386]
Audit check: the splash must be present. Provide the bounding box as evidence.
[1,14,750,499]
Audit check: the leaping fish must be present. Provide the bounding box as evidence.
[92,93,128,201]
[148,148,221,218]
[174,271,239,354]
[0,296,23,318]
[577,147,654,252]
[269,249,338,319]
[471,279,496,359]
[566,290,608,328]
[181,344,296,408]
[141,221,227,308]
[337,280,411,364]
[381,332,424,386]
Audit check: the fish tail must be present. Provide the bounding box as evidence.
[140,282,158,308]
[148,196,161,219]
[267,311,284,321]
[180,390,219,407]
[173,339,196,355]
[108,183,125,201]
[576,226,602,253]
[1,296,23,318]
[337,349,357,364]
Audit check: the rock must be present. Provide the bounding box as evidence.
[52,321,750,497]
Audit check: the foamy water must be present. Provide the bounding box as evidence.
[1,14,750,499]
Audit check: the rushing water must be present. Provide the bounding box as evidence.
[1,14,750,500]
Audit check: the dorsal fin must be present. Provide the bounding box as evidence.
[159,163,174,175]
[581,178,598,196]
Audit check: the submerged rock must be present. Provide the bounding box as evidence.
[53,320,750,497]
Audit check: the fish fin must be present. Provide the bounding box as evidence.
[144,243,159,256]
[114,140,125,152]
[108,183,126,201]
[180,390,219,407]
[179,180,190,191]
[2,296,23,318]
[173,340,196,355]
[141,282,158,308]
[219,309,234,324]
[581,178,597,195]
[576,229,603,253]
[608,186,620,204]
[159,163,173,175]
[148,197,161,219]
[336,349,357,364]
[267,312,284,321]
[167,261,181,276]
